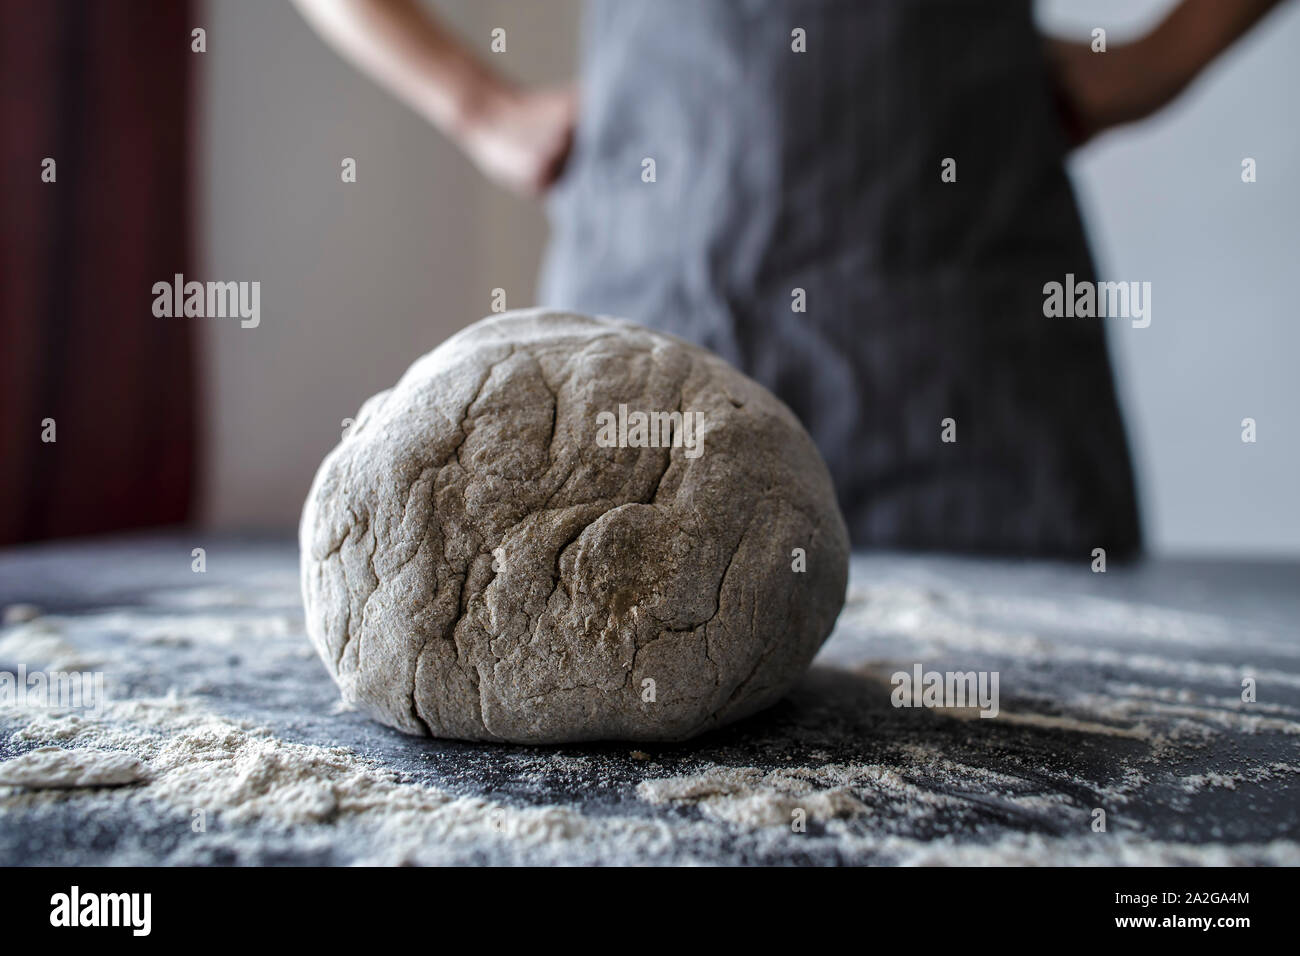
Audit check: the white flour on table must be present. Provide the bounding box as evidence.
[2,568,1298,866]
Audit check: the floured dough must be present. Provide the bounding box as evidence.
[300,310,849,743]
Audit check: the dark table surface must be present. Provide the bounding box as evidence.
[1,534,1297,865]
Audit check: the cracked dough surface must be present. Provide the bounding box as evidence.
[299,309,849,743]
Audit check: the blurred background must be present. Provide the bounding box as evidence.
[2,0,1297,556]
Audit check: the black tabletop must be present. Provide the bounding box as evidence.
[1,534,1296,865]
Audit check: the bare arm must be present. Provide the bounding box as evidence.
[290,0,575,195]
[1047,0,1290,145]
[1150,0,1290,89]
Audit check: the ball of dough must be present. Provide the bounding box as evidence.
[300,310,848,743]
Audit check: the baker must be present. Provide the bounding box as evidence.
[292,0,1287,557]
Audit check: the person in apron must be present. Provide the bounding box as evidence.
[293,0,1287,556]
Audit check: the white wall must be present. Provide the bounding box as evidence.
[1038,0,1300,555]
[202,0,1299,556]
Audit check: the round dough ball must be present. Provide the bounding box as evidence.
[300,310,848,743]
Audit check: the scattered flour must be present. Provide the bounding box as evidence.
[1180,762,1300,794]
[0,620,99,672]
[3,695,689,864]
[638,766,869,826]
[2,604,43,626]
[82,610,298,648]
[142,586,300,610]
[2,563,1297,865]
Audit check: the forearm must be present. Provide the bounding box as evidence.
[1137,0,1288,99]
[289,0,499,136]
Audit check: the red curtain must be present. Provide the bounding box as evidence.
[0,0,198,544]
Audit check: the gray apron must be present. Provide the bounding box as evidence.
[540,0,1142,557]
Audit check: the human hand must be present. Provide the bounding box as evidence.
[458,82,578,197]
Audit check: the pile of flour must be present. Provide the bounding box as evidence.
[4,693,696,865]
